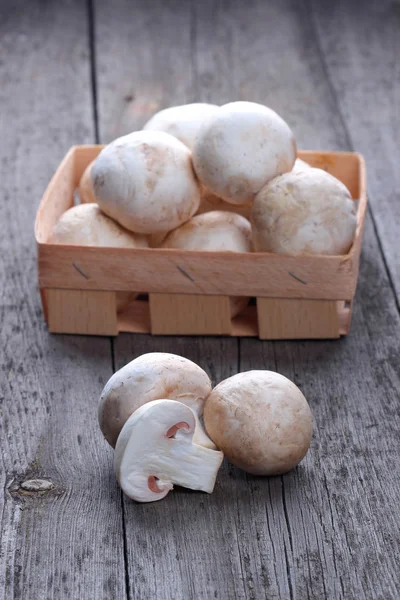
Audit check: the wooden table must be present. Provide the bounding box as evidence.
[1,1,399,598]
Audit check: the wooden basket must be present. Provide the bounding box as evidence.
[35,146,367,339]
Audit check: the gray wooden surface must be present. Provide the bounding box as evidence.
[1,1,399,599]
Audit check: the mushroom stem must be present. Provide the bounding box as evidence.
[152,438,223,494]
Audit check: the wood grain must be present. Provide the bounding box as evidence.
[257,298,340,340]
[310,0,400,305]
[37,243,360,300]
[47,289,118,336]
[149,293,232,335]
[0,2,125,599]
[95,0,194,141]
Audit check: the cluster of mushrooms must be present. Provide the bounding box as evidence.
[98,353,313,503]
[50,101,357,317]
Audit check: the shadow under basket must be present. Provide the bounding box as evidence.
[35,146,367,339]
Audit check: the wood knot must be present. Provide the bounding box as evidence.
[20,479,55,492]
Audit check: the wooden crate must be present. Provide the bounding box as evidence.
[35,146,367,339]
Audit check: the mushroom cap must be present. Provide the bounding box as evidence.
[251,168,357,255]
[92,130,201,234]
[78,160,96,203]
[161,210,252,253]
[292,157,311,173]
[50,203,148,248]
[192,101,296,205]
[114,399,224,502]
[98,352,212,448]
[204,370,313,476]
[143,103,219,150]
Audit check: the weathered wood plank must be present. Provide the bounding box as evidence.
[95,0,194,141]
[309,0,400,304]
[0,2,126,599]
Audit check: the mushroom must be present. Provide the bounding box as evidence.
[251,168,357,255]
[114,399,224,503]
[92,130,201,234]
[142,103,219,150]
[98,352,214,449]
[161,211,252,317]
[192,101,296,205]
[292,157,311,173]
[50,203,148,310]
[203,371,313,476]
[78,160,96,203]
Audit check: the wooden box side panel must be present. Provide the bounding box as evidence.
[37,245,357,300]
[149,293,232,335]
[74,145,104,182]
[257,298,341,339]
[35,146,105,245]
[47,289,118,336]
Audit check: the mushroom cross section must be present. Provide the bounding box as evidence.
[114,399,224,503]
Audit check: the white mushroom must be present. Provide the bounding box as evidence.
[292,157,311,173]
[115,399,224,503]
[161,210,252,252]
[251,168,357,255]
[192,101,296,205]
[204,371,313,476]
[50,203,148,310]
[50,203,148,248]
[143,103,219,150]
[98,352,214,449]
[78,160,96,203]
[92,131,201,234]
[161,211,252,317]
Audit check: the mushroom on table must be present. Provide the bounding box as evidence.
[204,370,313,476]
[98,352,215,449]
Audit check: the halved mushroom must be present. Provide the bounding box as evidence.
[98,352,214,449]
[115,399,224,503]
